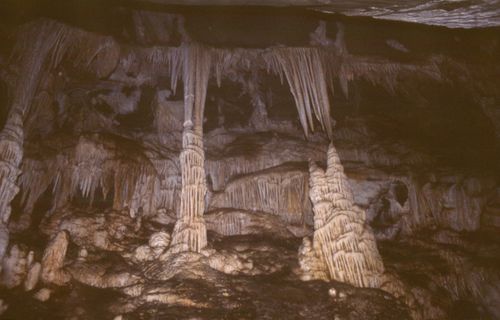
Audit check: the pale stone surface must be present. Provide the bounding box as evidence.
[303,144,385,288]
[69,262,141,288]
[24,262,41,291]
[0,299,7,315]
[149,231,171,248]
[41,230,71,285]
[205,209,296,238]
[33,288,52,302]
[0,244,29,288]
[297,237,328,281]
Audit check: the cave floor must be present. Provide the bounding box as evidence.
[1,234,410,320]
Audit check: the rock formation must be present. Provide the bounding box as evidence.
[0,21,68,262]
[41,230,70,286]
[169,45,211,254]
[303,143,385,288]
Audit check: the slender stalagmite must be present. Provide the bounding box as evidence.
[169,45,211,253]
[306,143,385,288]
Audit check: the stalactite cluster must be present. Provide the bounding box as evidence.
[17,136,160,219]
[267,48,333,139]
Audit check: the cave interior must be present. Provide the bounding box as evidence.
[0,1,499,319]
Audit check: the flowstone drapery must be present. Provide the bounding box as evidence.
[303,143,385,288]
[169,45,211,253]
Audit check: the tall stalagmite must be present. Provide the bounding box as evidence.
[169,45,211,253]
[307,143,385,288]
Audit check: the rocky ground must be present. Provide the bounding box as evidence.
[1,199,499,319]
[1,212,411,320]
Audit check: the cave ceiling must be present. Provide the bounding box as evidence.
[130,0,500,28]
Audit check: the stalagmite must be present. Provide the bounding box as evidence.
[0,244,29,288]
[24,262,41,292]
[41,230,71,286]
[169,45,211,253]
[303,143,385,288]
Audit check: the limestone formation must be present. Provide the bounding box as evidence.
[205,209,296,238]
[33,288,52,302]
[169,130,208,253]
[0,21,70,260]
[297,237,328,281]
[0,299,7,315]
[24,262,42,291]
[149,231,171,249]
[41,230,71,285]
[304,143,385,288]
[209,165,312,225]
[0,244,29,288]
[169,44,211,254]
[267,47,333,139]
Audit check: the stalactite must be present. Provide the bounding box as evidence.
[267,47,333,139]
[16,135,164,221]
[71,136,113,201]
[169,44,211,253]
[304,143,385,288]
[146,47,184,94]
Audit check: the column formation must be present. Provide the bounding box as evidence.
[169,44,211,253]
